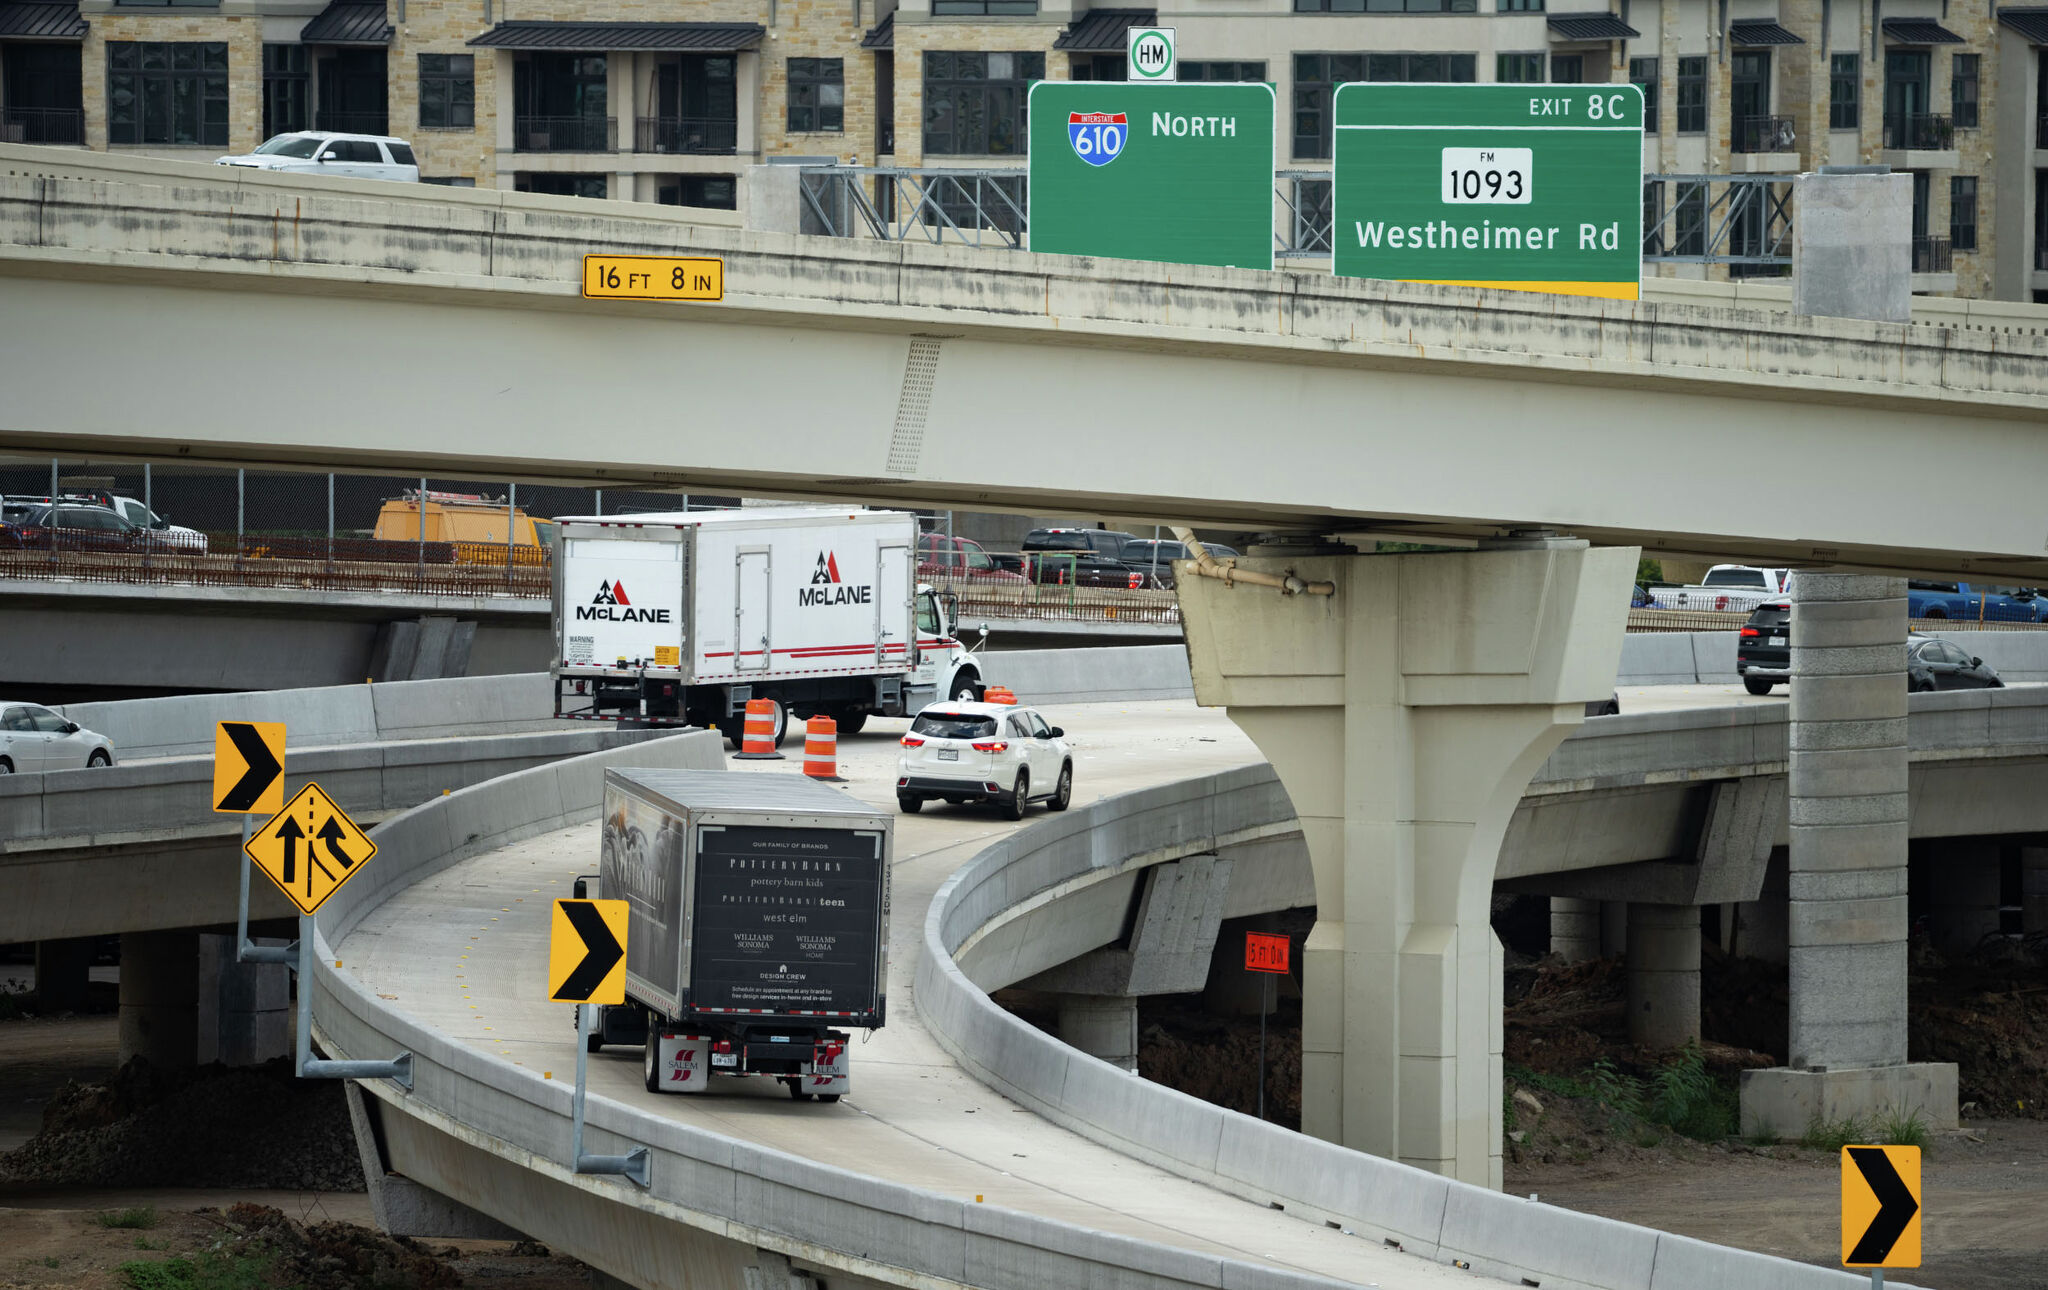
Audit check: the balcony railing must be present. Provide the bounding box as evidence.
[1732,114,1795,154]
[0,106,84,145]
[315,109,390,136]
[633,115,736,155]
[1912,236,1953,274]
[515,115,616,153]
[1883,112,1954,151]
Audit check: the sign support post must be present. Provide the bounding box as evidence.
[295,912,414,1087]
[571,1003,651,1187]
[234,813,297,966]
[1257,971,1271,1120]
[1244,931,1290,1122]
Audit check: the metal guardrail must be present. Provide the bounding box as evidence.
[0,107,84,146]
[515,115,616,153]
[1884,112,1954,151]
[633,116,736,155]
[0,538,550,599]
[927,571,1183,626]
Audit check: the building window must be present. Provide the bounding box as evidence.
[1676,55,1705,133]
[1293,52,1474,159]
[659,175,738,209]
[1951,53,1978,129]
[1497,53,1544,83]
[1951,175,1977,250]
[262,43,307,137]
[1829,53,1858,129]
[931,0,1037,13]
[1069,55,1125,80]
[923,51,1041,156]
[1180,61,1268,82]
[1629,56,1658,133]
[1549,53,1582,83]
[107,42,228,146]
[1296,0,1477,11]
[418,54,473,129]
[422,175,477,186]
[1498,0,1543,10]
[516,172,608,198]
[787,57,844,132]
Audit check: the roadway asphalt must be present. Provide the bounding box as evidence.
[335,699,1490,1288]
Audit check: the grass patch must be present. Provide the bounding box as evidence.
[1799,1112,1870,1152]
[119,1254,272,1290]
[1744,1118,1780,1148]
[1876,1106,1929,1148]
[1506,1063,1596,1102]
[97,1208,159,1231]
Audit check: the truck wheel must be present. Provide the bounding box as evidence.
[643,1032,661,1092]
[785,1079,813,1101]
[1003,771,1029,821]
[586,1030,605,1054]
[898,795,923,814]
[718,718,745,749]
[951,677,981,703]
[835,710,869,736]
[1743,677,1774,696]
[819,1093,842,1104]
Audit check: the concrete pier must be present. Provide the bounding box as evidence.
[1056,995,1140,1072]
[1549,898,1601,962]
[1625,903,1701,1049]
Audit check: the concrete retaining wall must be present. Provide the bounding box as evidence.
[309,738,1366,1290]
[918,768,1921,1290]
[1617,629,2048,686]
[976,645,1193,704]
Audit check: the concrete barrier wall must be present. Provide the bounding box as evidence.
[918,768,1918,1290]
[309,738,1366,1290]
[977,644,1193,704]
[1617,629,2048,686]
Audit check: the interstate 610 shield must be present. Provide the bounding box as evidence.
[1332,83,1643,299]
[1028,81,1274,270]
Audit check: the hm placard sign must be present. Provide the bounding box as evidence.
[1333,84,1643,300]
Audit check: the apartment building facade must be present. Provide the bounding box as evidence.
[3,0,2045,298]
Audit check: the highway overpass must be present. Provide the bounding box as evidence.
[1,145,2045,580]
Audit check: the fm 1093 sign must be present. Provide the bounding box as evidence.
[1028,81,1275,271]
[1332,83,1644,300]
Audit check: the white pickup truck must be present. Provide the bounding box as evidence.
[1660,565,1795,614]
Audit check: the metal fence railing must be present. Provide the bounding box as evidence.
[515,115,616,153]
[1883,113,1955,151]
[1732,115,1796,154]
[0,107,84,145]
[927,571,1184,627]
[1913,236,1955,274]
[634,116,737,155]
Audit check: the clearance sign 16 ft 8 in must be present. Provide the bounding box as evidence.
[1332,83,1644,300]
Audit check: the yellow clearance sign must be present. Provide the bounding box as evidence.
[549,899,628,1005]
[1842,1145,1921,1269]
[243,782,377,916]
[212,721,285,815]
[582,255,723,302]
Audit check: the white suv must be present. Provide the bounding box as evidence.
[216,132,420,183]
[896,702,1073,819]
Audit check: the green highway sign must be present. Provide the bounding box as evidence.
[1332,84,1644,299]
[1027,81,1275,271]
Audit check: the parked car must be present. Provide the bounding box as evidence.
[216,132,421,183]
[0,702,115,772]
[916,533,1023,581]
[896,701,1073,819]
[1906,580,2048,624]
[1736,600,1792,695]
[1663,565,1795,613]
[0,502,144,552]
[1117,538,1239,589]
[1022,528,1137,559]
[1908,636,2004,691]
[61,490,208,552]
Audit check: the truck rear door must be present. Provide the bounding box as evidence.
[735,546,771,671]
[876,540,911,665]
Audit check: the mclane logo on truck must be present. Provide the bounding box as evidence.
[576,580,672,623]
[799,551,873,607]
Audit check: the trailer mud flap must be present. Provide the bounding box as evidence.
[654,1033,710,1093]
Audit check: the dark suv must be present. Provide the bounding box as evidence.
[1022,528,1135,559]
[1735,601,1792,695]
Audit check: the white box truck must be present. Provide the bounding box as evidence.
[552,507,985,745]
[594,768,891,1101]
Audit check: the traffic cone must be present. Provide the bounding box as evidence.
[733,698,784,760]
[803,716,846,782]
[985,686,1017,706]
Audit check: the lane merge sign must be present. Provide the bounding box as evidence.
[213,721,285,815]
[1842,1145,1921,1268]
[1245,931,1290,974]
[550,899,629,1005]
[1332,83,1644,300]
[1028,81,1275,271]
[583,255,724,302]
[244,782,377,916]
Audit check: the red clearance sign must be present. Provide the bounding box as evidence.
[1245,931,1290,974]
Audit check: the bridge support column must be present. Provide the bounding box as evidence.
[1548,898,1601,962]
[1927,840,2003,955]
[1056,995,1139,1072]
[2025,847,2048,934]
[118,930,199,1069]
[1625,903,1700,1049]
[197,934,292,1067]
[33,937,95,1013]
[1740,573,1957,1137]
[1180,540,1633,1186]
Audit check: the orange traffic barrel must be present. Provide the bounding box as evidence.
[734,698,784,760]
[803,716,846,782]
[985,686,1017,705]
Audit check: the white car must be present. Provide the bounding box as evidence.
[896,701,1072,819]
[66,492,207,552]
[0,702,115,773]
[216,131,420,183]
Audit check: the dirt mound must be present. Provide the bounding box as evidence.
[1910,936,2048,1119]
[1136,1000,1303,1130]
[0,1056,366,1192]
[221,1204,458,1290]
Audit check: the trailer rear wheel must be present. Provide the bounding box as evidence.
[834,710,868,736]
[818,1093,841,1103]
[643,1030,661,1092]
